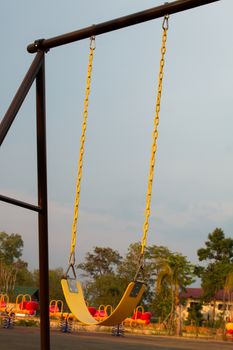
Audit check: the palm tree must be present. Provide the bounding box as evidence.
[156,259,175,334]
[223,270,233,321]
[156,253,195,336]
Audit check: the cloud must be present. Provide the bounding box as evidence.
[0,188,141,270]
[1,186,233,273]
[146,199,233,265]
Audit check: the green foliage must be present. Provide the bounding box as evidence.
[117,242,142,282]
[0,260,17,293]
[149,245,195,323]
[201,262,230,301]
[78,246,122,278]
[197,228,233,302]
[14,259,34,287]
[0,231,23,264]
[187,303,203,326]
[151,290,172,321]
[32,267,65,301]
[78,246,125,307]
[197,228,233,263]
[79,243,195,324]
[85,274,125,307]
[167,253,195,291]
[49,268,65,301]
[224,268,233,297]
[0,232,33,293]
[16,319,39,327]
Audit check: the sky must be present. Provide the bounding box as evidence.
[1,0,233,281]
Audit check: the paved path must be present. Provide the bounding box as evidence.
[0,328,233,350]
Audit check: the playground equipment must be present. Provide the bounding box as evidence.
[49,300,64,317]
[87,304,113,320]
[15,294,39,316]
[1,293,38,318]
[0,293,39,329]
[61,13,169,327]
[49,299,75,333]
[124,306,152,327]
[0,1,220,348]
[2,308,15,329]
[59,313,74,333]
[112,323,125,337]
[0,294,9,312]
[0,294,13,328]
[225,322,233,337]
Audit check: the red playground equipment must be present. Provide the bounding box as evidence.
[124,306,152,327]
[87,304,152,326]
[0,294,9,312]
[15,294,39,316]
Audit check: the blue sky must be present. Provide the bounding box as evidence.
[1,1,233,278]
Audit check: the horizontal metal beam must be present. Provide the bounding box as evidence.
[0,51,44,146]
[0,194,41,213]
[27,0,220,54]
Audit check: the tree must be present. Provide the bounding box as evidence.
[14,259,34,287]
[222,268,233,323]
[78,246,122,278]
[197,228,233,324]
[117,242,151,284]
[117,243,195,329]
[77,247,123,307]
[0,231,24,264]
[77,243,195,321]
[154,249,195,335]
[32,267,65,301]
[147,245,176,316]
[197,228,233,264]
[49,268,65,301]
[187,303,203,328]
[0,232,33,293]
[0,260,17,293]
[85,274,124,307]
[224,269,233,304]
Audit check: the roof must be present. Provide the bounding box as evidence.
[13,286,39,301]
[180,288,233,302]
[180,288,203,300]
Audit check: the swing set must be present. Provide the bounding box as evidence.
[61,16,168,326]
[0,1,220,349]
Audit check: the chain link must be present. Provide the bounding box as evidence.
[140,18,169,258]
[68,38,95,266]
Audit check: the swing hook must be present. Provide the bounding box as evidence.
[90,36,96,50]
[162,15,169,30]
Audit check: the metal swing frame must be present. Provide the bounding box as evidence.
[0,1,220,349]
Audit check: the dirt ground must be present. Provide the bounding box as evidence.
[0,327,233,350]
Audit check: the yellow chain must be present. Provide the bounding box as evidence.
[69,37,95,265]
[68,17,168,266]
[140,16,169,257]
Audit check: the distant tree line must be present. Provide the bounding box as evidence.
[1,227,233,335]
[0,231,64,301]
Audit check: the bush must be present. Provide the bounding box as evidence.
[16,319,39,327]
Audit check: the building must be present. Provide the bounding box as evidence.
[180,288,233,322]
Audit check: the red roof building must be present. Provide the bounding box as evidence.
[179,288,233,322]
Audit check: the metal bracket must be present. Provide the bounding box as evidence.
[129,281,144,298]
[67,278,79,293]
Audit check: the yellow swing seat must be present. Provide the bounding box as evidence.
[61,278,146,326]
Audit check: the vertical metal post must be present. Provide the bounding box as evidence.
[36,52,50,350]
